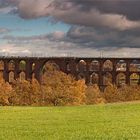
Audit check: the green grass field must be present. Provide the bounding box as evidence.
[1,102,140,140]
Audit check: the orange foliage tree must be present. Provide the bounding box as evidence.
[103,83,119,103]
[0,78,13,105]
[11,78,42,106]
[85,84,105,104]
[41,70,86,106]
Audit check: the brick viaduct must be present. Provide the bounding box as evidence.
[0,57,140,88]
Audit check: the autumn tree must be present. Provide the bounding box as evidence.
[118,85,140,101]
[41,62,86,106]
[0,78,13,105]
[103,83,119,103]
[11,78,42,106]
[41,71,86,106]
[85,84,105,104]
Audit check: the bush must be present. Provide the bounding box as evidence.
[85,84,105,104]
[103,83,140,103]
[103,83,119,103]
[118,85,140,102]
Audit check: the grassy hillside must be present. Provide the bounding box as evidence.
[0,102,140,140]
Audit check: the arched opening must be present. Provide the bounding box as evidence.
[77,73,86,81]
[103,60,113,71]
[76,64,79,71]
[103,72,112,85]
[19,72,26,82]
[0,60,4,70]
[32,63,35,71]
[66,63,70,71]
[90,73,99,84]
[41,61,60,73]
[19,60,26,71]
[32,73,35,79]
[130,60,140,72]
[8,60,15,71]
[77,60,86,72]
[9,71,14,83]
[130,73,139,85]
[89,60,99,71]
[116,73,126,86]
[41,61,60,82]
[116,60,126,71]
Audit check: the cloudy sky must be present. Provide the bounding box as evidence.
[0,0,140,57]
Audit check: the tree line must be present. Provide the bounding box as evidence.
[0,63,140,106]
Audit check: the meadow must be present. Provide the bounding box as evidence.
[0,102,140,140]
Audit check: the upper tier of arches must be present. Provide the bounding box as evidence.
[0,58,139,86]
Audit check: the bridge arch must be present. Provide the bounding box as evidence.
[41,60,60,72]
[130,60,140,72]
[32,73,35,79]
[103,72,112,85]
[8,60,15,71]
[76,60,86,72]
[90,73,99,84]
[116,73,126,86]
[19,60,26,71]
[89,60,99,71]
[77,73,86,81]
[40,60,60,82]
[130,73,139,85]
[32,63,35,71]
[66,63,71,71]
[0,60,4,79]
[19,71,26,82]
[116,60,126,72]
[103,60,113,71]
[9,71,14,83]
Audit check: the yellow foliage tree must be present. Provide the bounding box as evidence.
[86,84,105,104]
[103,83,119,103]
[41,69,86,106]
[0,78,13,105]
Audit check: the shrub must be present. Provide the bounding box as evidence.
[103,83,140,103]
[85,84,105,104]
[118,85,140,101]
[103,83,119,103]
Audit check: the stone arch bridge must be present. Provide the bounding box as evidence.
[0,57,140,88]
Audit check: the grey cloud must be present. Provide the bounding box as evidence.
[2,26,140,57]
[73,0,140,21]
[0,0,11,8]
[3,25,140,50]
[0,0,17,14]
[66,26,140,49]
[2,0,140,31]
[1,0,140,56]
[11,0,140,31]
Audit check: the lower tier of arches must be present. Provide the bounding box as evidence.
[0,70,140,87]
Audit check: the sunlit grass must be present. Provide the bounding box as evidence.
[0,102,140,140]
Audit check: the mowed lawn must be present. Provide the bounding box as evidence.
[1,103,140,140]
